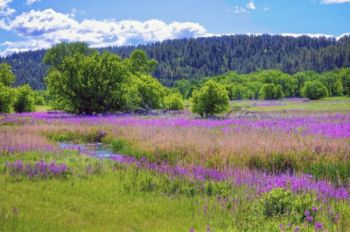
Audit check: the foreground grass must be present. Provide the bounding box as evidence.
[0,174,214,232]
[1,152,350,232]
[0,153,232,232]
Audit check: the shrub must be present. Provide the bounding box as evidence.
[13,85,36,113]
[262,188,317,222]
[191,80,229,117]
[164,92,184,110]
[259,84,284,100]
[301,81,328,100]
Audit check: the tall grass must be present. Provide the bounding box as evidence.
[2,114,350,184]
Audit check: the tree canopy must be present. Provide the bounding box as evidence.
[13,85,36,113]
[0,63,15,86]
[45,43,172,115]
[191,81,229,117]
[301,81,328,100]
[176,68,350,101]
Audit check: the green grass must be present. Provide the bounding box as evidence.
[0,174,216,232]
[229,97,350,112]
[1,152,350,231]
[0,153,234,232]
[35,105,51,112]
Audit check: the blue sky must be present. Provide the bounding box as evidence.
[0,0,349,56]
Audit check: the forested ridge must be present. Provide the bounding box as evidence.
[1,34,350,89]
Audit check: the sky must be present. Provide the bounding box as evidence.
[0,0,349,56]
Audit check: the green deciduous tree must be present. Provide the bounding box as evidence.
[136,74,167,109]
[127,49,158,75]
[320,72,343,96]
[164,92,184,110]
[43,42,93,69]
[301,81,328,100]
[336,68,350,96]
[13,85,36,113]
[0,63,16,113]
[44,43,168,114]
[259,84,284,100]
[0,63,15,86]
[230,84,250,100]
[191,81,229,117]
[46,51,129,114]
[33,90,46,105]
[0,85,14,113]
[174,79,194,99]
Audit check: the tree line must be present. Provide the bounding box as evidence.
[1,34,350,89]
[174,68,350,101]
[1,42,350,117]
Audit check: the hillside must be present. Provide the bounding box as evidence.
[1,34,350,89]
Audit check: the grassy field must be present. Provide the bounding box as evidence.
[230,97,350,112]
[35,105,51,112]
[1,97,350,231]
[2,153,349,232]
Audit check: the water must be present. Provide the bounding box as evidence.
[58,142,125,159]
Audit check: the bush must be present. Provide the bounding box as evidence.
[0,84,14,113]
[13,85,36,113]
[259,84,284,100]
[191,80,229,117]
[301,81,328,100]
[164,92,184,110]
[262,188,317,222]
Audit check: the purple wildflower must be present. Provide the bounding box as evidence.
[314,222,323,231]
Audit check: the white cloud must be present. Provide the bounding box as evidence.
[321,0,350,4]
[0,8,210,56]
[246,1,256,10]
[0,0,15,16]
[228,1,257,14]
[26,0,41,5]
[263,7,270,12]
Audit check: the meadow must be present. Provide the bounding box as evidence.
[1,98,350,232]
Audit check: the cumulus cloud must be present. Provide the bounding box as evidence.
[0,0,15,16]
[26,0,41,5]
[246,1,256,10]
[0,8,210,56]
[321,0,350,4]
